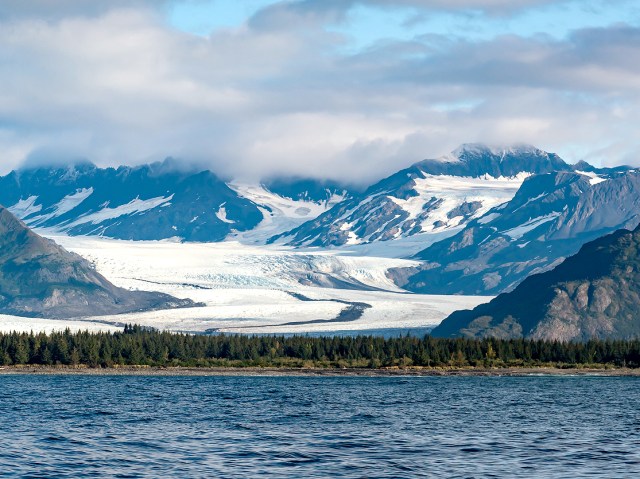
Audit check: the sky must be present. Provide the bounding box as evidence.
[0,0,639,183]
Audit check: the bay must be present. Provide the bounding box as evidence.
[1,376,639,478]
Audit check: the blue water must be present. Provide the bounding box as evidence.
[1,376,639,478]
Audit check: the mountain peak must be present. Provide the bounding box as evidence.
[443,143,547,162]
[414,142,570,179]
[0,204,27,235]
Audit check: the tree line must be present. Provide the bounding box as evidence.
[1,325,640,368]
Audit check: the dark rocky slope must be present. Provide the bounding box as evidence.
[431,223,640,341]
[0,206,196,318]
[0,160,263,241]
[271,144,572,247]
[391,169,640,295]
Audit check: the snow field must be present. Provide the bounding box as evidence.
[227,182,344,244]
[3,233,492,335]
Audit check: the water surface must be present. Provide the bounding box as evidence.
[1,375,639,478]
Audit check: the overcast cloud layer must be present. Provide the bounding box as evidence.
[0,0,638,182]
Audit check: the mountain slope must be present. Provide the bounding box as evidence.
[1,161,355,243]
[0,206,195,318]
[431,223,640,341]
[391,168,640,295]
[271,144,572,248]
[1,160,263,241]
[260,177,352,203]
[227,179,349,244]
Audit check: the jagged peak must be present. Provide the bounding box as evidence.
[18,158,97,174]
[572,160,595,171]
[441,143,550,162]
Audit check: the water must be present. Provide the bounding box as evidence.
[1,375,639,478]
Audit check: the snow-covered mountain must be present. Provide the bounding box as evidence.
[227,179,350,244]
[1,144,625,264]
[0,160,349,242]
[1,160,263,241]
[390,167,640,295]
[270,144,573,248]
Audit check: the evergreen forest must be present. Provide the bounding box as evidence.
[1,325,640,369]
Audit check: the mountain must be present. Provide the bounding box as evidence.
[0,160,263,241]
[226,178,350,244]
[270,144,572,248]
[260,177,353,203]
[0,161,353,243]
[390,167,639,295]
[0,205,196,318]
[432,223,640,341]
[2,146,622,252]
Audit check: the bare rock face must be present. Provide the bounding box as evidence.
[0,206,197,318]
[432,224,640,341]
[271,143,572,248]
[392,169,640,295]
[0,160,264,242]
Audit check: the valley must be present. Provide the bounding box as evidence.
[8,232,488,335]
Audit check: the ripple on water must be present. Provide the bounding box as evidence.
[1,376,640,478]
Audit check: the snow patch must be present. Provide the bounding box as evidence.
[17,188,95,226]
[52,188,94,216]
[575,170,607,185]
[502,213,560,240]
[65,195,174,227]
[8,196,41,218]
[215,203,235,224]
[477,212,501,224]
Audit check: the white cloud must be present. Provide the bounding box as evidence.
[0,2,638,182]
[0,1,167,20]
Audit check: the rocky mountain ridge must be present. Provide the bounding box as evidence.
[1,144,580,246]
[0,160,352,242]
[0,205,196,318]
[271,144,573,248]
[432,223,640,341]
[390,167,639,295]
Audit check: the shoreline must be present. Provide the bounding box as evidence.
[1,365,639,377]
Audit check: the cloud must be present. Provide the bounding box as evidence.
[0,2,638,183]
[390,26,640,93]
[0,0,167,20]
[249,0,565,21]
[248,0,350,30]
[363,0,563,14]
